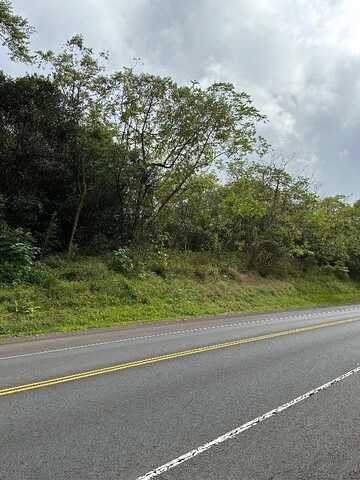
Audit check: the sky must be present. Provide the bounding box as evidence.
[2,0,360,199]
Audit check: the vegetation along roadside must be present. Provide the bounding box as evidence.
[1,2,360,338]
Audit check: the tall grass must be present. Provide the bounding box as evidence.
[1,253,360,338]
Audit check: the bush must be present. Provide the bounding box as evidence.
[248,239,288,277]
[348,256,360,280]
[111,248,134,274]
[60,258,109,281]
[8,299,41,317]
[320,264,349,280]
[194,268,207,281]
[122,278,150,304]
[43,254,68,269]
[27,263,58,288]
[0,226,39,284]
[149,249,169,277]
[194,264,219,280]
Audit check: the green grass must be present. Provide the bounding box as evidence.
[1,253,360,338]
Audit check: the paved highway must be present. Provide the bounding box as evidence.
[1,304,360,479]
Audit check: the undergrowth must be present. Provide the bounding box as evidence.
[1,252,360,338]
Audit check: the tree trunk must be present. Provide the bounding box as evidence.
[67,184,87,257]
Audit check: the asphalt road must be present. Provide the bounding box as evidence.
[1,304,360,479]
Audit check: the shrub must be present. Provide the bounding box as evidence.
[348,256,360,280]
[320,264,349,280]
[43,254,68,269]
[8,299,41,317]
[27,263,58,288]
[194,268,207,281]
[60,258,108,281]
[111,248,134,274]
[149,249,169,277]
[223,266,244,282]
[122,278,150,304]
[248,239,288,277]
[0,226,39,284]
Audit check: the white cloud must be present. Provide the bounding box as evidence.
[3,0,360,198]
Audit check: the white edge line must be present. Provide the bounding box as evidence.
[0,324,257,360]
[136,365,360,480]
[1,308,359,361]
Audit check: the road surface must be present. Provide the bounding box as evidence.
[1,304,360,479]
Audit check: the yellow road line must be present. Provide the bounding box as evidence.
[1,316,360,398]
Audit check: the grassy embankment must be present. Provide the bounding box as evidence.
[1,252,360,338]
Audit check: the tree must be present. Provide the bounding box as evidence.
[221,160,316,272]
[108,70,268,240]
[347,200,360,278]
[0,72,77,249]
[35,40,268,250]
[306,196,353,268]
[161,174,221,250]
[0,0,34,62]
[37,35,110,255]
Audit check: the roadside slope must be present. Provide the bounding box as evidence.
[1,255,360,338]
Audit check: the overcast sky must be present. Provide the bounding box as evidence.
[2,0,360,199]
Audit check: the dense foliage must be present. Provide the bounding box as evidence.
[0,0,34,61]
[1,23,359,282]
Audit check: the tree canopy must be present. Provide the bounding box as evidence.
[0,0,34,62]
[1,35,359,280]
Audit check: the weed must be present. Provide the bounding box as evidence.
[0,253,360,338]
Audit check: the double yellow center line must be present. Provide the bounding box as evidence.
[1,316,359,398]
